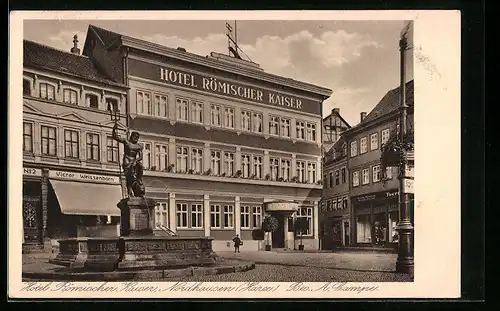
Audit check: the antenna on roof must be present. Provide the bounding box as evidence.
[225,21,253,62]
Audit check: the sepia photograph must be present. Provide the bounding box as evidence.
[9,11,461,299]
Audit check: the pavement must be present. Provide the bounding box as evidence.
[22,249,413,282]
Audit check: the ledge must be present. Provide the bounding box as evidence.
[144,170,322,189]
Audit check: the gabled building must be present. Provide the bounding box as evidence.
[22,38,129,252]
[342,80,414,248]
[322,108,351,152]
[81,25,332,251]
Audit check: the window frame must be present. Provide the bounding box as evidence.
[154,143,169,171]
[370,133,379,150]
[106,136,119,163]
[85,93,100,110]
[86,132,100,162]
[176,203,189,229]
[352,170,360,187]
[210,204,221,229]
[64,129,80,159]
[361,168,370,185]
[39,82,56,101]
[176,97,189,121]
[241,205,251,229]
[153,93,168,118]
[350,141,358,157]
[23,122,33,153]
[63,88,78,105]
[252,206,262,228]
[360,137,368,154]
[190,203,203,229]
[41,125,57,156]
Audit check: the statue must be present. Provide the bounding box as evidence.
[112,124,145,197]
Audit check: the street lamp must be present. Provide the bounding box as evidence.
[395,35,415,275]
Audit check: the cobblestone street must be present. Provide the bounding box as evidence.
[22,250,413,282]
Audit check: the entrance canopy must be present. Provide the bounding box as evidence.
[49,179,122,216]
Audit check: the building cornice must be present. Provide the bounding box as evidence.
[342,110,400,137]
[120,36,332,98]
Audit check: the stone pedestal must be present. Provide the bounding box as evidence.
[118,197,156,237]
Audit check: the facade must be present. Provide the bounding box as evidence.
[320,108,351,249]
[342,80,414,248]
[82,25,332,251]
[22,38,129,252]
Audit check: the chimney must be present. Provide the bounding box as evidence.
[360,112,367,122]
[331,108,340,115]
[70,35,80,55]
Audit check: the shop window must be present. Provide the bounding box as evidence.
[356,215,371,243]
[191,204,203,228]
[296,207,313,235]
[176,203,188,228]
[86,94,99,109]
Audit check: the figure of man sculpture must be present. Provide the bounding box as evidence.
[112,124,145,197]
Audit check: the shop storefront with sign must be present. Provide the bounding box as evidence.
[352,190,399,247]
[22,167,44,251]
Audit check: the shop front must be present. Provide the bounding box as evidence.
[22,167,45,252]
[352,189,399,248]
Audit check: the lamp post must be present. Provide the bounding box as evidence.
[395,35,414,275]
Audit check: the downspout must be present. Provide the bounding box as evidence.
[121,46,130,137]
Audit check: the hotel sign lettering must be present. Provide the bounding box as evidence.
[128,59,321,115]
[49,170,120,184]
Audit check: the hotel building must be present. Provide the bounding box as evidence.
[342,81,414,248]
[80,25,332,251]
[22,38,129,252]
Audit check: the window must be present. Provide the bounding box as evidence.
[176,146,188,173]
[23,79,31,95]
[41,125,57,156]
[329,172,334,188]
[223,205,234,228]
[335,169,340,185]
[352,171,360,187]
[106,98,119,113]
[362,168,370,185]
[253,113,263,133]
[191,148,203,174]
[176,203,188,228]
[242,155,251,178]
[241,110,251,131]
[381,128,390,145]
[296,121,305,139]
[39,83,55,100]
[85,94,99,109]
[360,137,368,154]
[269,116,279,135]
[281,159,291,181]
[252,206,262,228]
[281,118,291,137]
[241,206,251,229]
[306,123,316,141]
[64,130,79,158]
[155,202,168,229]
[332,200,337,210]
[176,98,188,121]
[270,158,279,180]
[210,204,221,228]
[307,162,316,183]
[211,104,222,126]
[137,91,151,115]
[190,101,203,123]
[142,143,151,169]
[372,165,381,182]
[341,167,346,183]
[155,144,168,171]
[86,133,100,161]
[296,161,306,182]
[350,141,357,157]
[106,137,119,163]
[211,150,221,175]
[370,133,379,150]
[223,152,234,176]
[297,207,313,235]
[154,94,168,118]
[224,107,235,128]
[386,167,393,179]
[253,156,262,179]
[23,122,33,153]
[191,204,203,228]
[342,197,348,209]
[63,89,78,104]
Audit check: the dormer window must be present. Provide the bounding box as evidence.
[86,94,99,109]
[106,98,119,113]
[63,89,78,104]
[40,83,55,100]
[23,79,31,96]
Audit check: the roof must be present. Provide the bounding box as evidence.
[324,135,347,164]
[322,111,351,129]
[86,24,331,97]
[361,80,414,124]
[23,40,126,88]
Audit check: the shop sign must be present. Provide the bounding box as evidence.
[403,177,414,194]
[128,58,322,115]
[23,167,42,177]
[352,190,398,204]
[49,170,120,184]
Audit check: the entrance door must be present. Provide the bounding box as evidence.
[23,195,42,245]
[344,222,350,246]
[272,214,285,248]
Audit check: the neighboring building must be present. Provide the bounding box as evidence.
[319,108,351,250]
[22,38,129,252]
[82,25,332,251]
[342,80,414,248]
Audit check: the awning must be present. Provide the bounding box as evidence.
[49,179,122,216]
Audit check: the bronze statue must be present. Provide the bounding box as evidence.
[112,124,145,197]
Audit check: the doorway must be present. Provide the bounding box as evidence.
[343,221,350,246]
[271,214,285,248]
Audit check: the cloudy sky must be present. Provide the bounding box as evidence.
[23,19,412,126]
